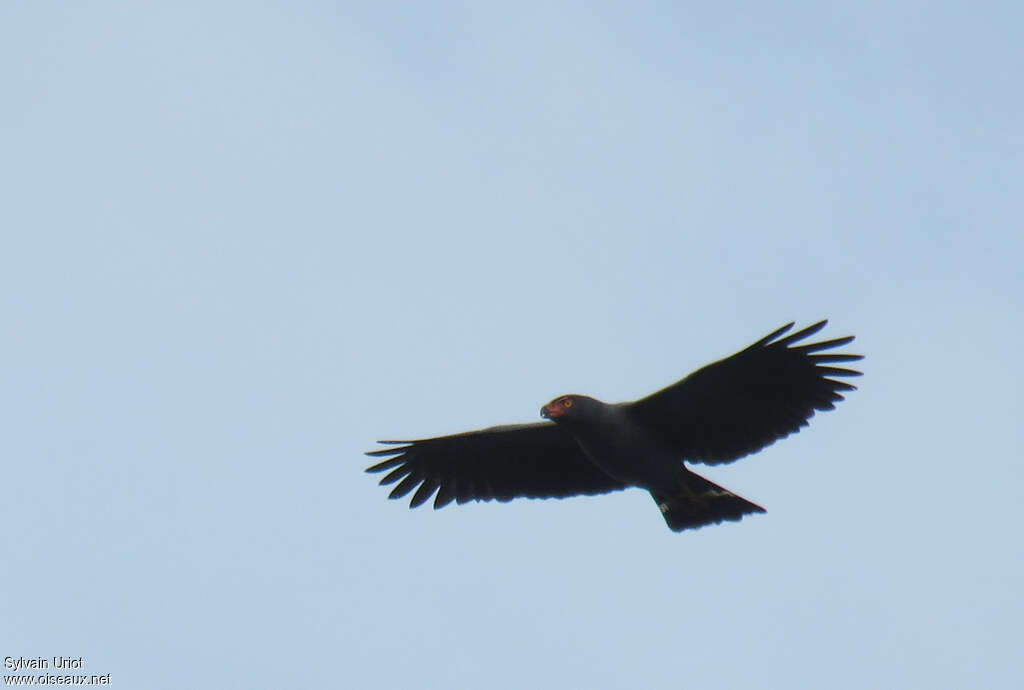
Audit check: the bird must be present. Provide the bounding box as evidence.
[365,320,862,532]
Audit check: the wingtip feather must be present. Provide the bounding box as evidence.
[774,320,829,347]
[797,335,856,352]
[409,479,440,508]
[748,322,795,350]
[388,474,421,499]
[365,456,406,473]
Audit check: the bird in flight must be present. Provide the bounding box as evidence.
[366,320,862,532]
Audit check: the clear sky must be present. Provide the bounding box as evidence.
[3,2,1022,688]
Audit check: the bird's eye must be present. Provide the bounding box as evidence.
[562,398,574,408]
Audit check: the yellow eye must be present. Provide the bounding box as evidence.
[562,398,574,408]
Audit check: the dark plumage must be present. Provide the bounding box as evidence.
[366,320,862,532]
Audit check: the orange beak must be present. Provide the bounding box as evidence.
[541,402,565,419]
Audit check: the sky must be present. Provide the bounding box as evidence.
[3,1,1022,688]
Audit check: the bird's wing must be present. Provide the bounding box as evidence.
[627,320,863,465]
[365,422,627,509]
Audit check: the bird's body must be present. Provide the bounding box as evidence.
[539,395,767,529]
[366,320,862,532]
[549,399,677,487]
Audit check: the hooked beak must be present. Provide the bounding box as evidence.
[541,403,562,420]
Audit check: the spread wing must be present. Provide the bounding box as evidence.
[365,422,626,509]
[627,320,863,465]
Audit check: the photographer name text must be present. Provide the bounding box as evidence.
[4,657,84,672]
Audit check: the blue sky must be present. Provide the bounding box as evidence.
[3,2,1022,688]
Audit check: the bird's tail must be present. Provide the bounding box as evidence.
[650,472,766,532]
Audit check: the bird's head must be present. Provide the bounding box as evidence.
[541,394,586,422]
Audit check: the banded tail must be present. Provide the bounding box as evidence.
[650,472,766,532]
